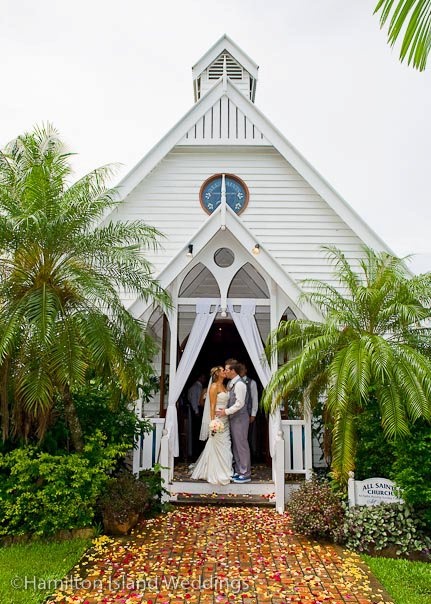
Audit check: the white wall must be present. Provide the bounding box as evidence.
[111,145,365,308]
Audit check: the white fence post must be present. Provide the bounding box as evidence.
[160,429,170,503]
[132,434,140,475]
[169,450,174,483]
[304,412,313,480]
[274,430,285,514]
[348,471,356,507]
[132,398,143,474]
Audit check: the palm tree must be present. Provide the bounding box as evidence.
[0,124,170,450]
[374,0,431,71]
[262,246,431,483]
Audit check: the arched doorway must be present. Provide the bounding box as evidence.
[182,319,256,378]
[178,318,270,465]
[172,246,273,471]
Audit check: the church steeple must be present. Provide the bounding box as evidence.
[192,35,259,103]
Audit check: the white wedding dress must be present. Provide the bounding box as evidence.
[191,391,233,485]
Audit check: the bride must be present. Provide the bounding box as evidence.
[190,366,233,485]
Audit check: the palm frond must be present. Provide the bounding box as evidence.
[374,0,431,71]
[265,245,431,484]
[329,407,357,483]
[15,359,55,417]
[0,305,26,362]
[365,334,394,382]
[321,245,362,293]
[0,124,170,444]
[265,319,328,360]
[393,350,431,422]
[302,370,329,414]
[300,278,352,315]
[327,346,358,417]
[376,380,411,440]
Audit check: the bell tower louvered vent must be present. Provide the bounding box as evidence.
[192,35,258,103]
[208,52,243,80]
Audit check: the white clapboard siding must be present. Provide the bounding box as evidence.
[111,145,365,303]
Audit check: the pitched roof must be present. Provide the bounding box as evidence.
[113,76,393,255]
[128,203,322,322]
[191,34,259,81]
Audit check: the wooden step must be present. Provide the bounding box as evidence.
[168,479,302,505]
[173,462,273,483]
[169,479,274,497]
[172,493,274,507]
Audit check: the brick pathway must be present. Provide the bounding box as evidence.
[49,507,394,603]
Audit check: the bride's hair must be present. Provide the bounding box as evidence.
[210,366,224,381]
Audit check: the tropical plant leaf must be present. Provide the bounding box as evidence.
[0,125,170,445]
[374,0,431,71]
[263,244,431,483]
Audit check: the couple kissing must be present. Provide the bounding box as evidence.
[190,359,251,485]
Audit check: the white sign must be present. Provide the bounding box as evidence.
[348,473,403,507]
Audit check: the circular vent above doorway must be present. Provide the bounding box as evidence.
[214,248,235,267]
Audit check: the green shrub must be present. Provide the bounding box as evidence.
[41,378,154,454]
[0,432,128,537]
[339,503,431,557]
[354,399,396,480]
[98,471,150,524]
[287,476,345,540]
[138,463,171,515]
[391,421,431,531]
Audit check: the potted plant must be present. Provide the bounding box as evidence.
[98,472,150,536]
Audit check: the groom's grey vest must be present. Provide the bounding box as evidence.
[227,379,249,420]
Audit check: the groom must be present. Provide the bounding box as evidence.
[216,359,251,483]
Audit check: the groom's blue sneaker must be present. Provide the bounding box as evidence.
[233,475,251,483]
[231,473,240,481]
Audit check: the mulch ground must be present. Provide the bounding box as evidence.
[48,507,394,604]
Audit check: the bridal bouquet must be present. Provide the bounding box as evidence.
[209,419,224,437]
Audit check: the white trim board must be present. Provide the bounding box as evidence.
[192,34,259,81]
[128,204,322,322]
[110,77,393,256]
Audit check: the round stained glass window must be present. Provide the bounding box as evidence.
[200,174,249,215]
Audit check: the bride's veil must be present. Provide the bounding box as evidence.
[199,376,213,441]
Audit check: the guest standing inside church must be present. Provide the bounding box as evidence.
[187,373,206,457]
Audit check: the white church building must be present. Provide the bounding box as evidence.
[106,36,391,510]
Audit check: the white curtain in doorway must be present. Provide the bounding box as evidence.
[227,301,280,456]
[227,302,271,385]
[165,300,219,457]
